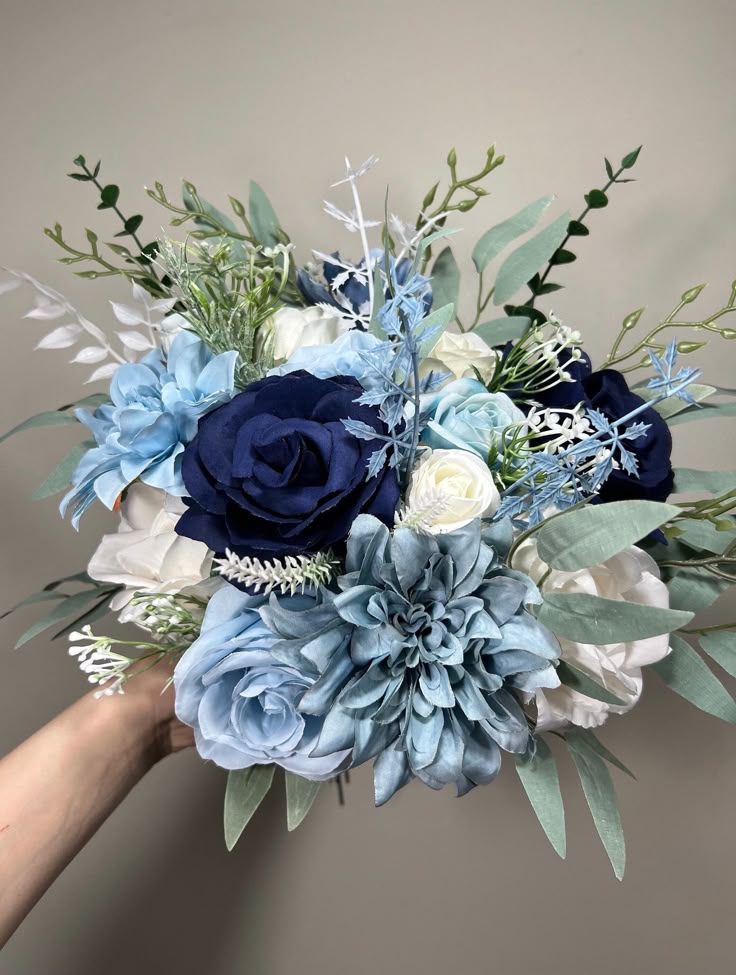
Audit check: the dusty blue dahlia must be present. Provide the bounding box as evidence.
[262,516,561,804]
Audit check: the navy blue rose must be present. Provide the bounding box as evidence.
[175,371,400,561]
[520,350,674,503]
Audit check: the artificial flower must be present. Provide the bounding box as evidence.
[262,516,560,804]
[174,585,349,777]
[403,448,500,532]
[512,537,671,729]
[61,332,237,525]
[422,330,498,385]
[87,482,216,625]
[175,371,401,561]
[268,329,383,388]
[264,304,352,363]
[420,377,525,461]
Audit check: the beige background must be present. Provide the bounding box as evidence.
[1,0,736,972]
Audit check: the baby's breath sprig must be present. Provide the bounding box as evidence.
[490,316,584,399]
[213,550,340,595]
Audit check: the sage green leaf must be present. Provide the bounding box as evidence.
[285,772,321,831]
[667,400,736,426]
[52,593,117,641]
[675,518,736,555]
[565,729,635,780]
[14,589,111,649]
[665,567,732,613]
[536,500,681,571]
[183,183,247,261]
[567,735,626,880]
[538,592,692,644]
[493,211,570,306]
[32,440,93,500]
[473,316,531,347]
[653,634,736,721]
[249,181,281,248]
[430,247,460,313]
[416,303,455,359]
[699,631,736,679]
[653,384,716,418]
[673,468,736,496]
[60,393,109,412]
[557,661,626,706]
[224,765,275,851]
[472,195,554,273]
[0,589,65,622]
[515,737,566,858]
[0,410,78,446]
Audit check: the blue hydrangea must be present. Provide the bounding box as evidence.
[268,329,384,388]
[61,332,237,526]
[174,585,349,778]
[420,378,525,461]
[262,515,560,805]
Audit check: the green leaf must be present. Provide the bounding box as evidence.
[473,316,531,347]
[538,592,693,644]
[125,214,143,235]
[97,184,120,209]
[667,400,736,426]
[0,589,65,623]
[73,154,86,166]
[67,172,91,182]
[14,589,111,649]
[621,146,642,169]
[549,248,576,265]
[0,410,78,446]
[493,211,570,306]
[584,189,608,209]
[416,303,455,358]
[665,566,732,613]
[224,765,275,851]
[604,158,614,180]
[652,634,736,722]
[471,195,555,273]
[567,735,626,880]
[566,728,636,780]
[536,500,681,571]
[699,631,736,680]
[557,661,626,706]
[52,593,116,641]
[515,737,566,858]
[32,441,93,500]
[182,183,247,261]
[430,247,460,314]
[653,384,716,418]
[249,180,281,248]
[673,468,736,496]
[675,517,736,555]
[567,219,589,237]
[285,772,321,831]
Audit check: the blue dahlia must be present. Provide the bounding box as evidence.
[262,516,560,804]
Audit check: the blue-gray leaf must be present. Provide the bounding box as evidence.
[430,247,460,314]
[699,631,736,679]
[515,737,566,858]
[567,734,626,880]
[224,765,275,851]
[652,634,736,722]
[538,592,692,644]
[285,772,321,831]
[473,316,531,348]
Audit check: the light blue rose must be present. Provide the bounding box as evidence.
[174,585,349,779]
[268,328,383,389]
[420,377,525,461]
[61,331,237,527]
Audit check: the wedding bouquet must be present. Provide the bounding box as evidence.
[4,145,736,878]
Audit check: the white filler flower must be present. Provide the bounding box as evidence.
[265,305,352,363]
[88,483,215,624]
[402,448,500,533]
[513,538,671,730]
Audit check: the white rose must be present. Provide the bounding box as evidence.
[512,539,671,730]
[265,305,352,363]
[404,448,500,533]
[421,331,498,385]
[88,483,216,624]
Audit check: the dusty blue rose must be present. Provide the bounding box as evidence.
[420,377,525,461]
[174,585,349,778]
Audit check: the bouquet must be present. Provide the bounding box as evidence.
[4,145,736,879]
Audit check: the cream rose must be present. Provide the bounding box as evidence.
[88,483,217,624]
[421,330,498,385]
[404,448,500,533]
[265,305,352,363]
[512,538,671,730]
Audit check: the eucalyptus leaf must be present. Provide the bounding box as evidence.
[515,737,566,858]
[14,589,112,649]
[32,440,93,500]
[249,181,281,248]
[183,184,247,261]
[667,400,736,426]
[652,634,736,722]
[224,765,275,851]
[536,500,681,571]
[285,772,321,831]
[473,316,531,347]
[0,410,78,446]
[538,592,692,644]
[0,589,65,622]
[665,567,732,613]
[672,468,736,496]
[653,384,716,418]
[472,196,554,273]
[565,728,636,780]
[557,661,626,706]
[52,593,116,641]
[416,303,455,358]
[567,735,626,880]
[493,211,570,306]
[675,518,736,556]
[430,247,460,314]
[699,631,736,680]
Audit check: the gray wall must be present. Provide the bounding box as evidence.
[1,1,735,972]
